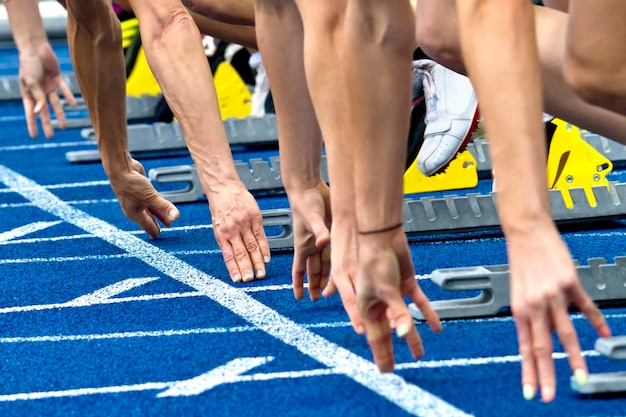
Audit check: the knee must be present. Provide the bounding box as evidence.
[563,43,626,108]
[415,16,463,70]
[138,3,196,44]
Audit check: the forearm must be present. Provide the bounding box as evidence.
[65,0,131,177]
[345,0,414,232]
[254,1,322,194]
[130,1,240,190]
[456,0,551,235]
[6,0,48,53]
[188,11,256,49]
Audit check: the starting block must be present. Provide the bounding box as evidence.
[409,256,626,320]
[148,156,328,201]
[265,181,626,249]
[0,73,80,102]
[467,123,626,173]
[546,119,613,209]
[53,94,162,129]
[263,210,296,250]
[571,337,626,395]
[403,150,478,194]
[66,114,279,163]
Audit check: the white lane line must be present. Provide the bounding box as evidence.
[5,309,626,344]
[67,277,160,306]
[0,221,61,242]
[0,198,119,208]
[157,357,274,398]
[0,322,357,344]
[0,350,603,403]
[0,249,222,264]
[0,180,109,194]
[0,165,470,417]
[0,142,92,151]
[0,224,215,246]
[0,291,204,314]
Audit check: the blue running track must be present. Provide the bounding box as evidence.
[1,41,626,417]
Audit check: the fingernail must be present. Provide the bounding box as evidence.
[264,255,270,263]
[396,324,410,338]
[34,102,43,113]
[355,325,365,334]
[232,274,241,282]
[243,272,253,282]
[168,209,178,220]
[541,385,554,402]
[574,369,587,386]
[523,384,535,401]
[256,269,265,278]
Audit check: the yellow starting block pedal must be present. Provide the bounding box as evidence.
[213,61,253,119]
[546,118,613,208]
[122,18,162,98]
[403,150,478,194]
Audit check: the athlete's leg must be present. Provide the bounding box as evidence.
[417,0,626,144]
[564,0,626,114]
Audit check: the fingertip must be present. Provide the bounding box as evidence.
[598,324,612,338]
[396,323,410,338]
[168,208,180,221]
[34,101,44,114]
[523,384,536,401]
[541,385,555,403]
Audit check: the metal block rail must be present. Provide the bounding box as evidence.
[53,94,162,129]
[0,72,80,101]
[409,256,626,320]
[148,155,329,202]
[262,182,626,249]
[66,114,279,163]
[66,122,187,163]
[572,337,626,395]
[467,134,626,173]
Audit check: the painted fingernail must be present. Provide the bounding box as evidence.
[264,255,270,263]
[396,324,410,338]
[574,369,587,386]
[541,385,554,402]
[523,384,535,401]
[233,274,241,282]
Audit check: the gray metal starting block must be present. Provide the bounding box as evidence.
[66,114,278,163]
[264,182,626,249]
[572,336,626,395]
[468,134,626,173]
[148,155,329,201]
[262,210,295,250]
[0,72,80,102]
[409,256,626,320]
[66,121,187,162]
[53,94,161,129]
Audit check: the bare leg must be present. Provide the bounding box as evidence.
[416,0,626,144]
[564,0,626,114]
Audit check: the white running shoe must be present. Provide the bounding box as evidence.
[413,59,480,176]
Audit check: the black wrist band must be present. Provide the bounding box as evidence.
[357,222,403,236]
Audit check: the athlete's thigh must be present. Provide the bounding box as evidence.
[568,0,626,65]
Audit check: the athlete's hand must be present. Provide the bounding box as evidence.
[108,158,179,239]
[19,42,77,138]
